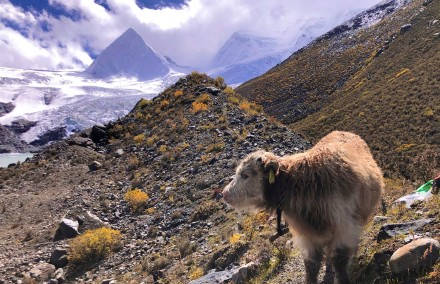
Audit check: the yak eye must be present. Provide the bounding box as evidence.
[240,173,249,179]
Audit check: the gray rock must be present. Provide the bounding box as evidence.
[423,0,433,6]
[68,136,94,147]
[6,119,37,134]
[49,247,68,268]
[390,238,440,274]
[54,268,65,283]
[377,218,432,241]
[30,126,66,146]
[101,279,116,284]
[373,216,389,223]
[115,148,124,157]
[76,211,107,230]
[231,262,258,284]
[53,218,79,241]
[400,24,412,33]
[188,268,238,284]
[0,102,14,117]
[88,161,103,171]
[29,262,56,281]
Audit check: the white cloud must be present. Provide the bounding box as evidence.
[0,0,383,70]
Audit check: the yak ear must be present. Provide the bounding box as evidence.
[256,153,279,172]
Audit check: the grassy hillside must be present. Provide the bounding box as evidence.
[294,0,440,180]
[237,0,439,180]
[236,0,424,124]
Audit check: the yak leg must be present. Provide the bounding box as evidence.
[304,247,323,284]
[332,247,352,284]
[323,255,335,284]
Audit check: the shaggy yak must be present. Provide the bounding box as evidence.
[222,131,384,284]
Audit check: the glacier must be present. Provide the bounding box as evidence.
[0,66,183,143]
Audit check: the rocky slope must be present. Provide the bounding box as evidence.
[0,73,310,283]
[237,0,439,180]
[0,73,439,284]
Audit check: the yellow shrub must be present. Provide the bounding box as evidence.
[196,93,211,104]
[189,267,204,280]
[124,189,149,211]
[224,86,234,95]
[146,135,158,147]
[192,102,209,113]
[174,89,184,98]
[160,99,170,109]
[239,100,262,115]
[229,233,243,244]
[423,108,434,117]
[206,142,225,153]
[214,76,225,88]
[133,133,145,144]
[137,98,151,108]
[159,145,167,153]
[68,227,121,265]
[228,95,240,105]
[145,207,156,214]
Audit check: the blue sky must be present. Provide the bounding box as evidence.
[0,0,382,70]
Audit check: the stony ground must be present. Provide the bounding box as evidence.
[0,73,439,284]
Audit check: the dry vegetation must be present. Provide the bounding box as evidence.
[68,227,122,265]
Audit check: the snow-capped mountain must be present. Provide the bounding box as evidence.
[210,32,281,69]
[86,28,170,80]
[0,28,186,150]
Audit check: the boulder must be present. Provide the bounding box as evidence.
[423,0,433,6]
[90,125,108,144]
[50,247,68,268]
[53,218,79,241]
[68,136,94,147]
[6,119,37,134]
[390,238,440,274]
[115,148,124,157]
[30,127,67,146]
[231,262,258,284]
[377,218,432,241]
[76,211,107,231]
[0,124,33,153]
[88,161,103,171]
[188,269,237,284]
[400,24,412,33]
[29,262,56,281]
[0,102,14,117]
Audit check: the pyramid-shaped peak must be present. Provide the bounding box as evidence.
[86,28,169,81]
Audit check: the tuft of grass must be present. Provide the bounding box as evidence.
[133,133,145,144]
[189,267,204,280]
[395,143,416,152]
[124,188,149,212]
[160,99,170,109]
[174,89,184,98]
[68,227,121,265]
[192,102,209,113]
[205,142,225,153]
[229,233,243,244]
[239,100,263,115]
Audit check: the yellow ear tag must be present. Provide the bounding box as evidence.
[269,169,275,184]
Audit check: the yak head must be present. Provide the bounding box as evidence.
[222,150,279,212]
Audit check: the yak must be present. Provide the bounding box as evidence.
[222,131,384,284]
